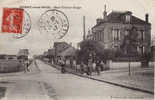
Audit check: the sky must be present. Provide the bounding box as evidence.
[0,0,154,56]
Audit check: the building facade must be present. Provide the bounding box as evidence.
[89,10,151,56]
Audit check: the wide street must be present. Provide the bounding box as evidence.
[0,60,153,100]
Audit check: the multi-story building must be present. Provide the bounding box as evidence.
[90,8,151,56]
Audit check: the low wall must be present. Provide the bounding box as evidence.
[110,61,154,70]
[0,60,24,73]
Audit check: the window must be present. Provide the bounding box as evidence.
[138,30,145,41]
[96,32,102,41]
[93,33,96,41]
[137,46,140,53]
[112,29,120,41]
[125,15,131,23]
[142,46,145,54]
[125,30,129,36]
[139,46,145,55]
[94,33,97,41]
[98,32,100,41]
[96,33,98,40]
[137,31,142,39]
[142,31,145,41]
[98,31,102,41]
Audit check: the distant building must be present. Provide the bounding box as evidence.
[89,7,151,56]
[17,49,29,59]
[5,55,17,60]
[54,42,71,56]
[0,54,17,60]
[52,42,75,64]
[58,46,76,57]
[47,49,55,56]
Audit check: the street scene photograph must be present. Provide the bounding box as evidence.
[0,0,154,100]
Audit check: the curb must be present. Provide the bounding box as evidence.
[69,70,154,95]
[43,61,154,95]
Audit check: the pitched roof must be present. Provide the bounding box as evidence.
[58,46,76,57]
[93,11,151,29]
[107,11,126,23]
[54,42,71,53]
[131,16,149,25]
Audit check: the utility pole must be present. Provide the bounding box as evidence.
[83,16,86,40]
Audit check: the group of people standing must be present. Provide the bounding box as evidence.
[59,57,106,75]
[79,60,105,75]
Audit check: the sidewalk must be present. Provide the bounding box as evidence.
[44,61,154,94]
[92,67,154,94]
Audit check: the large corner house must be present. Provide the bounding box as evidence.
[87,7,151,57]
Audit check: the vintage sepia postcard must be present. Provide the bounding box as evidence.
[0,0,154,100]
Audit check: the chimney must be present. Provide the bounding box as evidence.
[103,5,107,21]
[96,18,102,24]
[83,16,86,40]
[145,13,149,23]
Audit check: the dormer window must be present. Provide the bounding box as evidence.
[125,15,131,23]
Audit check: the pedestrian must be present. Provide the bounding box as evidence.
[34,59,37,66]
[70,58,73,68]
[80,62,84,74]
[92,61,96,72]
[96,60,101,75]
[23,62,26,73]
[24,59,29,72]
[100,61,105,71]
[73,59,76,70]
[87,59,92,75]
[61,60,66,73]
[76,64,80,72]
[26,60,29,72]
